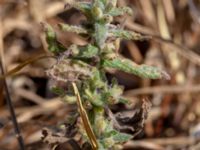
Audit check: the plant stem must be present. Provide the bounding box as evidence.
[0,61,25,150]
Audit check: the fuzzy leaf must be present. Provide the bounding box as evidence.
[102,58,170,79]
[43,24,66,53]
[62,95,77,104]
[79,45,99,58]
[94,23,108,48]
[118,97,129,104]
[93,0,106,10]
[88,69,105,89]
[102,128,132,146]
[108,7,132,16]
[72,2,92,17]
[51,86,65,96]
[59,23,88,34]
[109,29,150,41]
[112,131,132,143]
[84,89,105,106]
[67,44,99,59]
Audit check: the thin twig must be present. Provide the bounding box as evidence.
[0,15,25,150]
[0,43,25,150]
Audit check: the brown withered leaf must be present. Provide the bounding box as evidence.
[41,128,81,150]
[41,128,68,146]
[107,99,151,137]
[46,57,93,83]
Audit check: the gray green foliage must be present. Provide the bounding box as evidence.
[44,0,169,149]
[102,58,168,79]
[44,24,66,53]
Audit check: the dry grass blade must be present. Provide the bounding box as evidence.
[72,82,98,150]
[0,54,55,79]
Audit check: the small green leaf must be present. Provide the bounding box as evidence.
[93,0,106,10]
[118,97,129,104]
[84,88,105,106]
[43,24,66,53]
[67,44,99,59]
[51,86,65,96]
[59,23,88,34]
[102,58,170,79]
[103,128,132,146]
[79,44,99,58]
[89,69,105,89]
[108,7,132,16]
[94,23,108,48]
[62,95,77,104]
[109,29,150,41]
[73,2,92,17]
[112,131,132,143]
[92,6,104,20]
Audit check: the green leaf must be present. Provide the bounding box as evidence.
[108,7,132,16]
[73,2,92,17]
[118,97,129,104]
[109,81,123,98]
[79,44,99,58]
[59,23,88,34]
[102,58,170,79]
[44,24,66,53]
[67,44,99,59]
[97,141,107,150]
[87,69,105,90]
[51,86,65,96]
[62,95,77,104]
[93,0,106,10]
[109,29,150,40]
[84,88,105,106]
[94,23,108,48]
[93,107,107,136]
[99,0,107,6]
[105,129,132,143]
[112,131,132,143]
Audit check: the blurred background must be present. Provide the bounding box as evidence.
[0,0,200,149]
